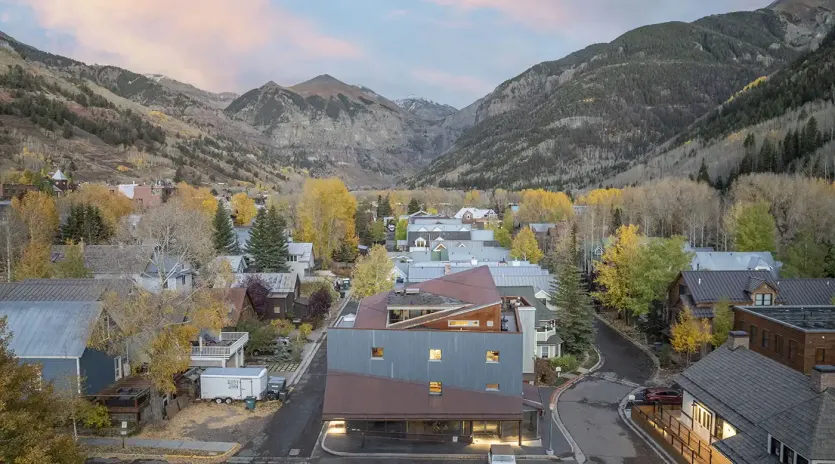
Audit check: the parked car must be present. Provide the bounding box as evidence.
[642,387,683,405]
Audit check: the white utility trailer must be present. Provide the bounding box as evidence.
[200,367,269,404]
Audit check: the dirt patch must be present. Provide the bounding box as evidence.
[138,401,281,444]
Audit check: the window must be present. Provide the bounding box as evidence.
[540,346,550,358]
[429,349,442,361]
[774,334,784,356]
[749,325,757,344]
[789,340,798,361]
[816,348,826,363]
[486,350,500,363]
[693,403,711,431]
[761,330,770,349]
[448,320,479,328]
[371,347,384,359]
[754,293,773,306]
[288,255,298,262]
[796,455,809,464]
[713,416,736,440]
[770,437,782,457]
[114,357,123,381]
[781,445,795,464]
[429,381,442,395]
[486,383,500,391]
[180,275,187,286]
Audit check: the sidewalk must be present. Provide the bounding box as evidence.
[321,432,553,459]
[287,291,351,386]
[80,437,236,453]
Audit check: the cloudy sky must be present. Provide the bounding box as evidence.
[1,0,772,108]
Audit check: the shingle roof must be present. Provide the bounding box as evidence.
[0,301,102,357]
[0,279,133,301]
[759,390,835,460]
[538,333,564,346]
[677,345,830,463]
[681,270,776,304]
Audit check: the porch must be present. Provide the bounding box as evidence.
[631,404,731,464]
[87,376,153,425]
[190,332,249,368]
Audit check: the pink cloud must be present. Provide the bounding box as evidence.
[412,68,494,95]
[426,0,566,31]
[14,0,364,92]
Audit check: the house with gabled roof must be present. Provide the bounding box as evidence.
[324,267,543,444]
[673,331,835,464]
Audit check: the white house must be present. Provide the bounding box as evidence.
[288,242,315,276]
[454,208,498,222]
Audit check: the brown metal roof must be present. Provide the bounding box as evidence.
[351,266,501,330]
[323,371,523,421]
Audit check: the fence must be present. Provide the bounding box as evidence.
[631,405,727,464]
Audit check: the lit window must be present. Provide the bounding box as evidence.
[429,349,442,361]
[429,381,442,395]
[371,347,384,359]
[486,350,500,363]
[816,348,826,363]
[486,383,499,391]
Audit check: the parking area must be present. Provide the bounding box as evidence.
[136,400,281,444]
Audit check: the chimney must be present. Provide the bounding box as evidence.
[471,257,478,266]
[511,260,520,267]
[727,331,749,351]
[812,366,835,393]
[444,263,451,275]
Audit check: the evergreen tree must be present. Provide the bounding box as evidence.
[212,203,239,254]
[407,197,421,214]
[552,246,595,355]
[697,159,711,184]
[802,116,821,156]
[245,207,289,272]
[60,203,110,245]
[173,165,184,183]
[760,139,778,173]
[610,207,623,235]
[376,194,392,218]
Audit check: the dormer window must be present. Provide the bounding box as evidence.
[433,227,442,232]
[754,293,773,306]
[415,237,427,247]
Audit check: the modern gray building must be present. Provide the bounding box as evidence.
[323,267,542,444]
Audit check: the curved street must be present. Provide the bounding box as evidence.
[556,318,664,464]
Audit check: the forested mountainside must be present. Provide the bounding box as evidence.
[0,33,463,189]
[605,21,835,188]
[413,0,835,190]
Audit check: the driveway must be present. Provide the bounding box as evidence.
[556,319,664,464]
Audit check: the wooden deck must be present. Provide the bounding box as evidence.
[631,404,731,464]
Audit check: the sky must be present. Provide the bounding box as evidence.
[0,0,773,108]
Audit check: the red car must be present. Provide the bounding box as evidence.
[642,388,683,405]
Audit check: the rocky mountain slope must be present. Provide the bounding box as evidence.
[413,0,835,190]
[0,34,464,189]
[223,75,462,186]
[395,96,458,120]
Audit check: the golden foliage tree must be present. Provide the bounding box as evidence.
[352,245,394,299]
[517,189,573,224]
[63,184,133,229]
[230,192,257,226]
[53,242,91,279]
[295,178,357,265]
[463,189,482,207]
[671,307,712,366]
[12,190,58,244]
[15,242,53,280]
[176,182,218,217]
[592,224,641,318]
[510,227,543,263]
[711,298,734,347]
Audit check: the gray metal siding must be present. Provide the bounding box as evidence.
[20,358,77,389]
[80,348,116,395]
[328,329,522,396]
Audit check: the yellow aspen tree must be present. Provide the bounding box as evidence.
[12,190,59,244]
[510,227,544,263]
[230,192,257,226]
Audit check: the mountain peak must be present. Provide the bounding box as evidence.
[769,0,835,14]
[395,96,458,121]
[292,74,348,89]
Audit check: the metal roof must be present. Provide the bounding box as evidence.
[690,252,778,275]
[409,266,552,293]
[735,305,835,331]
[288,242,314,262]
[773,279,835,305]
[201,367,266,378]
[529,223,556,233]
[680,270,776,304]
[234,273,297,293]
[453,208,496,219]
[0,279,132,301]
[0,301,103,358]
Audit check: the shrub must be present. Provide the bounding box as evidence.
[549,355,580,373]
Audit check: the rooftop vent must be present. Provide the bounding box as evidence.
[343,314,356,322]
[405,288,420,295]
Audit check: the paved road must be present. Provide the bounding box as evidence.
[556,319,663,464]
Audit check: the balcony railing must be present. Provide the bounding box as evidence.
[191,332,249,358]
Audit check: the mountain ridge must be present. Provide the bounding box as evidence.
[413,0,835,190]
